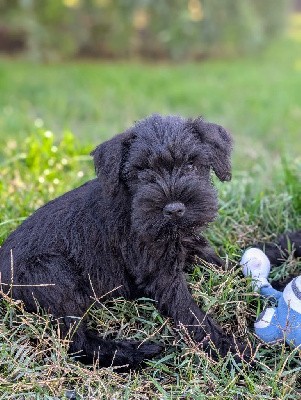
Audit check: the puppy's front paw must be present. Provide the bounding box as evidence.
[204,335,253,365]
[223,337,254,366]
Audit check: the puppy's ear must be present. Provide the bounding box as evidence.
[192,118,233,181]
[91,129,134,194]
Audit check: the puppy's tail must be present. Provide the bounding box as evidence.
[254,230,301,290]
[254,230,301,266]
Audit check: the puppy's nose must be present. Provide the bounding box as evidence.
[163,202,186,219]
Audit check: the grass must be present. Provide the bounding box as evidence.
[0,37,301,398]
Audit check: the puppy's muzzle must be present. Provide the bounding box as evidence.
[163,202,186,220]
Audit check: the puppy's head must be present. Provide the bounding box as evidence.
[92,114,233,243]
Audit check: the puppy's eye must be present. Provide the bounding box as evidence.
[186,163,195,171]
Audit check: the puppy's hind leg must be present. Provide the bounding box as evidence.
[11,254,162,369]
[70,326,162,369]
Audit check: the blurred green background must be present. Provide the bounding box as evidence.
[0,0,301,172]
[0,0,292,60]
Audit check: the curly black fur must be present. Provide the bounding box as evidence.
[0,114,300,368]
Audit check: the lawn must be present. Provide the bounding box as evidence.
[0,37,301,399]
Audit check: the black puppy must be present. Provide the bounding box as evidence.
[1,114,294,368]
